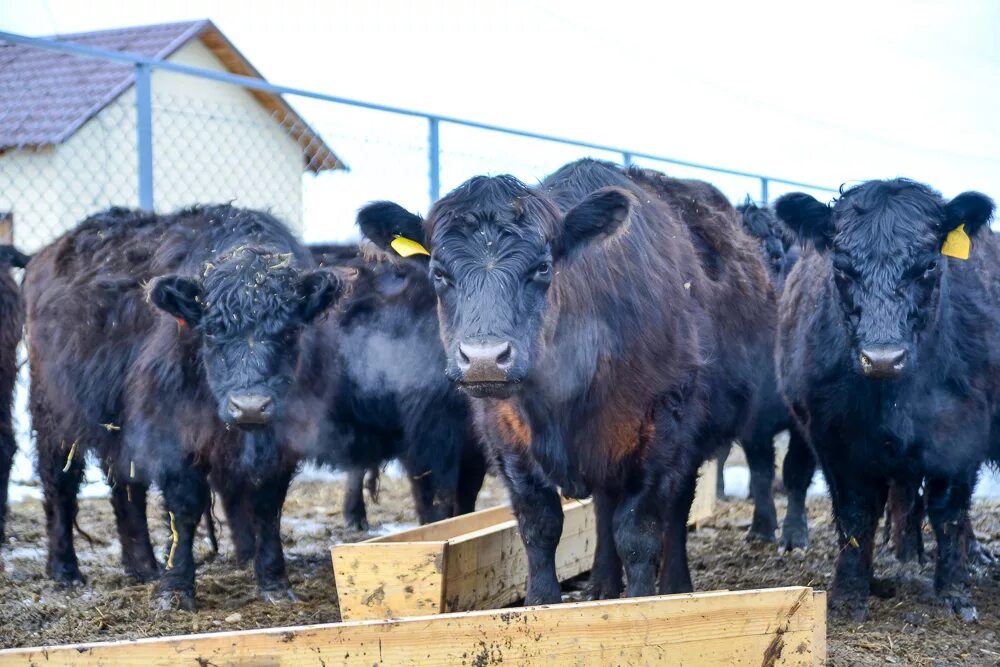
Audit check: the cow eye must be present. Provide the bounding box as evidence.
[921,264,937,282]
[431,267,451,288]
[533,261,552,280]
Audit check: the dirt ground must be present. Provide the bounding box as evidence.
[1,471,999,666]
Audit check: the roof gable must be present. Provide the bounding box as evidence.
[0,20,345,172]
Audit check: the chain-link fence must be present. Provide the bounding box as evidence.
[0,27,837,257]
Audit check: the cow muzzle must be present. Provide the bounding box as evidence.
[455,337,515,392]
[859,346,907,380]
[227,393,274,426]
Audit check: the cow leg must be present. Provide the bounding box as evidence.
[497,447,563,605]
[38,437,86,586]
[454,440,487,516]
[963,514,995,566]
[214,477,256,566]
[109,481,159,582]
[743,431,778,543]
[888,479,924,564]
[926,475,977,621]
[342,467,370,531]
[612,468,663,598]
[779,428,814,551]
[0,418,14,543]
[251,468,295,602]
[587,487,623,600]
[156,461,209,611]
[714,444,731,499]
[657,467,698,595]
[823,458,884,621]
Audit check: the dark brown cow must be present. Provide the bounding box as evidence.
[25,206,342,610]
[358,159,774,602]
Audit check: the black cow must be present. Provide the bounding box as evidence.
[25,206,343,609]
[358,159,774,602]
[714,202,817,549]
[775,179,998,621]
[0,246,27,542]
[307,242,486,530]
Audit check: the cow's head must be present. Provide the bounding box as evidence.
[357,176,631,398]
[739,199,797,287]
[150,246,343,427]
[776,180,994,380]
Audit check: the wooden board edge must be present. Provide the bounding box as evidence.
[0,587,820,666]
[811,590,827,666]
[332,540,447,621]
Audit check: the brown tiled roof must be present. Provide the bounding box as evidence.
[0,20,346,172]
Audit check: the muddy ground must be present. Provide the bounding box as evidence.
[1,471,999,666]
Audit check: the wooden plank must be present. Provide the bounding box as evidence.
[689,459,717,527]
[442,498,595,612]
[332,542,446,620]
[812,590,827,667]
[333,499,595,621]
[372,504,515,544]
[0,587,824,667]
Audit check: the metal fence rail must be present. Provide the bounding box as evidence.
[0,28,837,253]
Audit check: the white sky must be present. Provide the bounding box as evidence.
[2,0,999,242]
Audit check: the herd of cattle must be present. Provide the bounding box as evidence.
[0,158,997,624]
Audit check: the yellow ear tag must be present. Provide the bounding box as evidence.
[390,235,430,257]
[941,223,970,260]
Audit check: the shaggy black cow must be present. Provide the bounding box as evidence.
[358,159,774,602]
[25,206,342,609]
[775,179,998,621]
[306,242,486,530]
[714,202,817,549]
[0,246,27,542]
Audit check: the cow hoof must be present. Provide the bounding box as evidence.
[125,559,161,583]
[344,517,370,532]
[939,591,978,622]
[745,529,777,545]
[48,563,86,587]
[778,528,810,552]
[585,577,623,601]
[259,587,299,604]
[828,595,869,622]
[155,589,196,612]
[868,577,896,599]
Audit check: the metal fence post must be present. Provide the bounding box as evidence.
[760,177,769,206]
[135,62,154,210]
[428,117,440,206]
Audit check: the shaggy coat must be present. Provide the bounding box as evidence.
[719,202,816,550]
[775,179,999,621]
[307,243,486,530]
[25,206,342,609]
[358,159,774,602]
[0,246,27,542]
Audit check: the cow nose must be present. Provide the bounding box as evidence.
[227,394,273,425]
[457,339,514,383]
[859,347,907,379]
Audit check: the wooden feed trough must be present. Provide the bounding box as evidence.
[0,587,826,666]
[333,460,717,621]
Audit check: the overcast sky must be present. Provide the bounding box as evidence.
[3,0,999,241]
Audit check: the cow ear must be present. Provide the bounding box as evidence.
[150,275,203,325]
[357,201,429,257]
[774,193,833,251]
[555,187,634,261]
[298,269,345,323]
[945,191,994,237]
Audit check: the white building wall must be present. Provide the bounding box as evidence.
[0,38,307,254]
